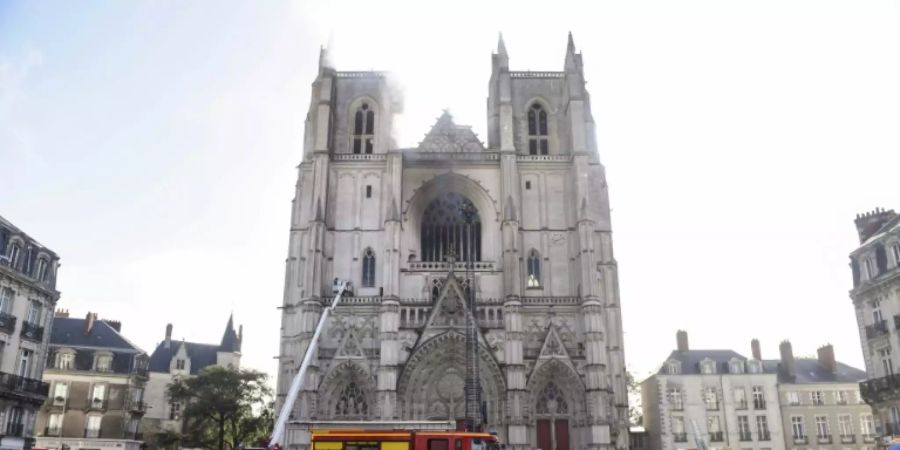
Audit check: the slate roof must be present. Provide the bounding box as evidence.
[863,213,900,246]
[657,350,757,375]
[149,341,220,375]
[50,317,141,351]
[765,358,867,384]
[219,314,241,352]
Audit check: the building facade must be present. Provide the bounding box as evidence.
[276,35,628,450]
[774,342,874,450]
[0,216,59,450]
[852,208,900,436]
[642,332,873,450]
[35,311,148,450]
[642,332,785,450]
[140,317,241,448]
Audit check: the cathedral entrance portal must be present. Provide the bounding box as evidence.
[397,331,505,429]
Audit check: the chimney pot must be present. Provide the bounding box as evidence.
[751,339,761,360]
[779,340,796,379]
[84,312,96,335]
[817,344,837,373]
[676,330,689,352]
[164,323,173,349]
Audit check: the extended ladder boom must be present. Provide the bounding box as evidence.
[270,280,349,447]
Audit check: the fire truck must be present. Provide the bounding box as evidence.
[310,428,501,450]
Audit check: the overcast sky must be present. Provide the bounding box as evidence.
[2,1,900,385]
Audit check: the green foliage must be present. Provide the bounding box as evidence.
[167,366,273,450]
[626,371,643,426]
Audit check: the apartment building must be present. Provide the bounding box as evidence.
[34,311,149,450]
[0,216,59,450]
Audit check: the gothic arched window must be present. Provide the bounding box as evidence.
[352,103,375,154]
[420,193,481,262]
[527,103,549,155]
[362,248,376,287]
[334,382,369,418]
[527,249,542,288]
[535,382,568,415]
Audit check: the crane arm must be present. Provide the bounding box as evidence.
[270,280,349,448]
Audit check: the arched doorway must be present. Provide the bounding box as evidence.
[318,361,376,420]
[528,360,586,450]
[420,192,481,262]
[397,332,505,429]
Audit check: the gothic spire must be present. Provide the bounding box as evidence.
[219,313,241,352]
[387,197,400,222]
[565,31,578,72]
[497,32,508,57]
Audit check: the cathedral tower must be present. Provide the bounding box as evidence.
[277,36,628,450]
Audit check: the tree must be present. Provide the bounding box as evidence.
[626,371,643,426]
[168,366,273,450]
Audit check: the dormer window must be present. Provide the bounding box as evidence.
[36,258,49,281]
[665,361,681,375]
[56,351,74,370]
[730,359,745,374]
[700,359,717,374]
[527,103,549,155]
[865,256,876,280]
[748,360,763,374]
[8,244,21,269]
[95,354,113,372]
[352,103,375,154]
[892,243,900,267]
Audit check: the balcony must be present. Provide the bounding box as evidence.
[672,433,687,442]
[51,395,67,407]
[867,320,889,339]
[88,397,108,410]
[5,422,23,437]
[20,321,43,341]
[817,435,833,444]
[129,400,147,414]
[709,432,723,442]
[841,434,856,444]
[739,432,752,441]
[793,436,808,444]
[0,371,50,399]
[758,431,771,441]
[864,434,878,443]
[0,312,16,334]
[860,375,900,403]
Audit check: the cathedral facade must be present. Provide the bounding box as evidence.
[277,35,628,450]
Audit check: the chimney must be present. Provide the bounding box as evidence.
[779,340,796,379]
[817,344,837,373]
[103,319,122,333]
[855,207,897,243]
[84,312,97,335]
[676,330,689,352]
[55,308,69,318]
[164,323,173,348]
[751,339,761,360]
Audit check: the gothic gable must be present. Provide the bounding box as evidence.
[334,329,365,359]
[538,325,569,359]
[417,111,485,153]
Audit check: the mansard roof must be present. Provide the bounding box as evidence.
[658,349,772,375]
[50,317,142,352]
[764,358,867,384]
[219,314,241,352]
[149,341,219,374]
[416,111,485,153]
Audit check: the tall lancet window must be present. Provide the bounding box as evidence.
[527,103,549,155]
[527,249,542,288]
[420,193,481,262]
[362,248,376,287]
[352,103,375,154]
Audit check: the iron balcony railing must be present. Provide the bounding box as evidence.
[20,321,44,341]
[129,400,147,414]
[793,436,808,444]
[817,434,833,444]
[0,371,50,397]
[709,432,724,442]
[841,434,856,443]
[866,320,889,339]
[0,312,16,334]
[859,374,900,403]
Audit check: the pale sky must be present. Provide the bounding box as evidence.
[2,1,900,386]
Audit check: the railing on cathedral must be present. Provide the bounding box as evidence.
[509,71,565,78]
[404,152,501,162]
[517,155,573,162]
[332,153,388,161]
[408,261,495,272]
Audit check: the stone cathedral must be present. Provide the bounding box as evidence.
[277,35,628,450]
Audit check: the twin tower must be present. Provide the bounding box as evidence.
[276,34,629,450]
